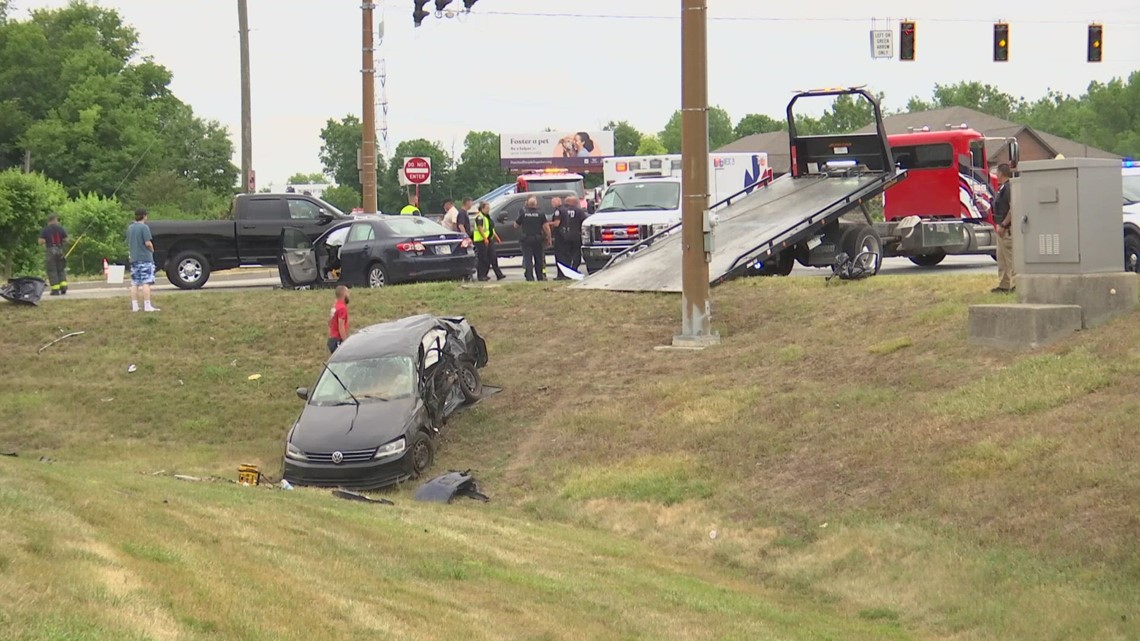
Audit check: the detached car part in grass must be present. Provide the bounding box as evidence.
[282,314,488,491]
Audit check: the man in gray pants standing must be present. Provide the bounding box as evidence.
[38,214,69,295]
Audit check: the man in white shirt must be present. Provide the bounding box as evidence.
[441,199,460,232]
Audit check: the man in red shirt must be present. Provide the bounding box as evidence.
[328,286,350,353]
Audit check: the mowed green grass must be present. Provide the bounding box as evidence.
[1,274,1139,640]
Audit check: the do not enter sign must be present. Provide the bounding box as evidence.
[401,157,432,186]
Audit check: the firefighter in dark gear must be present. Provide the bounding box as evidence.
[38,214,69,295]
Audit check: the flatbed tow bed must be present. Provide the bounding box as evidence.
[571,87,907,293]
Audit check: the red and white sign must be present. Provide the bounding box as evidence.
[400,156,432,186]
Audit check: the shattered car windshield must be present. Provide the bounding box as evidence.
[598,182,680,212]
[310,356,416,404]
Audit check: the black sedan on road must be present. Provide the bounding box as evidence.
[278,215,475,288]
[282,314,489,490]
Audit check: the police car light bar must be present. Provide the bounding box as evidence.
[1125,159,1136,168]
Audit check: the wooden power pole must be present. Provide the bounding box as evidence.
[361,2,378,214]
[237,0,253,193]
[675,0,718,347]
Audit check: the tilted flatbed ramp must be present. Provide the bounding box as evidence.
[571,170,902,293]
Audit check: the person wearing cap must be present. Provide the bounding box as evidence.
[38,213,69,295]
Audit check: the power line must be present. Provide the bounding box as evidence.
[392,5,1140,26]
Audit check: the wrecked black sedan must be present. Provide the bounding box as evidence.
[282,314,488,490]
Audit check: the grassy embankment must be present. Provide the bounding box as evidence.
[1,274,1138,640]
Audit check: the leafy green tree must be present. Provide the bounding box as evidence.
[382,140,452,214]
[733,114,784,140]
[124,170,229,220]
[604,120,643,157]
[0,169,68,276]
[635,135,667,156]
[658,106,734,153]
[906,82,1020,119]
[0,3,236,196]
[318,115,389,205]
[59,193,128,274]
[287,172,328,185]
[452,131,511,202]
[322,184,362,213]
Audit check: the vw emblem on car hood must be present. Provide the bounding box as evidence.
[331,451,344,464]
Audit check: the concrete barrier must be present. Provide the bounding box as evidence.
[967,304,1083,350]
[1016,272,1138,329]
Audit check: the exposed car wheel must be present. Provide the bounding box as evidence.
[841,225,883,275]
[1125,233,1140,272]
[408,431,434,478]
[167,250,211,289]
[366,262,388,288]
[908,250,947,267]
[458,361,482,403]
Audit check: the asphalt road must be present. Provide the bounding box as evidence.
[49,254,996,302]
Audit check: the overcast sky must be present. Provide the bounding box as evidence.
[14,0,1140,188]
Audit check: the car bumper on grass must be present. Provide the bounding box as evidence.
[283,454,414,490]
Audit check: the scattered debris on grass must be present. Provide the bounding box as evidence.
[332,489,394,505]
[37,330,85,354]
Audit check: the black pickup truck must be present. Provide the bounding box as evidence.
[151,193,352,289]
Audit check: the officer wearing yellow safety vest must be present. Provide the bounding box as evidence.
[472,201,504,281]
[400,194,421,215]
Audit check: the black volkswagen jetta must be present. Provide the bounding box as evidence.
[279,215,475,288]
[282,314,488,490]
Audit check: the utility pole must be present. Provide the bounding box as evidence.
[237,0,253,193]
[361,2,378,214]
[675,0,718,347]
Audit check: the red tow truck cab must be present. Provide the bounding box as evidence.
[884,127,1000,224]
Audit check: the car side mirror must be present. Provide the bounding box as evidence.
[296,387,309,401]
[1008,140,1020,169]
[496,213,509,223]
[318,211,333,223]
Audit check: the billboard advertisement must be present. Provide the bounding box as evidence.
[500,130,614,172]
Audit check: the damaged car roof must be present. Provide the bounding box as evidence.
[329,314,456,362]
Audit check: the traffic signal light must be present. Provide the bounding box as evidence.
[1088,24,1103,62]
[993,23,1009,62]
[463,0,478,9]
[434,0,453,11]
[413,0,429,26]
[899,21,916,61]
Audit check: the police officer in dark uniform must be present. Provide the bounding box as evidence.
[551,195,586,277]
[514,196,548,281]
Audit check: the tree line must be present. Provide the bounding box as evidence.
[0,1,236,276]
[313,74,1140,216]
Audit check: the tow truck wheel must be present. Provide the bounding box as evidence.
[167,250,211,290]
[841,225,883,276]
[1125,233,1140,272]
[908,251,946,267]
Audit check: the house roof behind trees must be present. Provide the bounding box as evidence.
[716,106,1120,173]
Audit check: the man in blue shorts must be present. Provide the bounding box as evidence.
[127,208,160,312]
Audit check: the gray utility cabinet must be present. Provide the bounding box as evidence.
[1012,158,1123,275]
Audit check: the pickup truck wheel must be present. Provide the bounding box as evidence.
[841,225,883,276]
[168,251,210,289]
[908,250,946,267]
[367,262,388,288]
[1125,233,1140,272]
